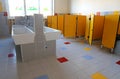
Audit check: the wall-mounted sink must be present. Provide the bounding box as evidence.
[12,25,35,45]
[44,27,61,41]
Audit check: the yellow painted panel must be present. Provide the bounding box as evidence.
[102,15,119,48]
[0,1,3,12]
[93,16,104,40]
[118,21,120,35]
[64,15,77,37]
[77,15,86,36]
[47,16,52,27]
[51,16,58,29]
[91,72,108,79]
[85,15,90,41]
[58,15,64,33]
[113,11,119,15]
[89,14,94,45]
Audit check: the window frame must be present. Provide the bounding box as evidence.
[7,0,54,18]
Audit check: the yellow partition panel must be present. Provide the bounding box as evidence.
[118,21,120,35]
[58,15,64,33]
[77,15,86,36]
[47,16,52,27]
[0,1,3,12]
[51,16,57,29]
[85,15,90,41]
[64,15,77,37]
[113,11,119,15]
[92,16,104,40]
[89,14,94,45]
[102,15,119,49]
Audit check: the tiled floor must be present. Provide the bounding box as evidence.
[0,37,18,79]
[0,37,120,79]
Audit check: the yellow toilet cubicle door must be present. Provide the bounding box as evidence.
[89,14,94,45]
[64,15,77,37]
[51,16,58,29]
[57,15,64,33]
[77,15,86,36]
[47,16,52,27]
[92,16,104,40]
[114,11,120,35]
[113,11,120,35]
[102,15,119,49]
[0,1,3,12]
[85,15,91,41]
[118,21,120,35]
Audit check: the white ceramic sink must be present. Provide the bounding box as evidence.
[12,25,35,45]
[12,25,61,45]
[44,27,61,41]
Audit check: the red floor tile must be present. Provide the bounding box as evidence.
[8,53,14,58]
[57,57,68,63]
[64,42,71,44]
[116,60,120,65]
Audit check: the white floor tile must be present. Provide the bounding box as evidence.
[1,37,120,79]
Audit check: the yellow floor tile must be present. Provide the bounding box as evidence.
[84,47,91,51]
[91,72,108,79]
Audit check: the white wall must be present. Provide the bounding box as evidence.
[70,0,120,14]
[54,0,69,13]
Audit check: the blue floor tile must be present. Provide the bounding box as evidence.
[61,47,67,50]
[82,55,93,60]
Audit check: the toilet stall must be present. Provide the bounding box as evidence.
[117,21,120,35]
[51,16,58,29]
[85,15,91,41]
[76,15,86,37]
[85,14,104,45]
[57,15,64,33]
[101,15,119,52]
[47,16,52,27]
[64,15,77,37]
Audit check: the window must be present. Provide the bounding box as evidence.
[8,0,53,17]
[8,0,25,16]
[40,0,53,17]
[25,0,39,15]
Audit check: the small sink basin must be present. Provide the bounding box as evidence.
[12,25,35,45]
[44,27,61,41]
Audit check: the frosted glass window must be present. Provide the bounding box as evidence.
[25,0,39,15]
[40,0,53,17]
[8,0,53,17]
[8,0,25,16]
